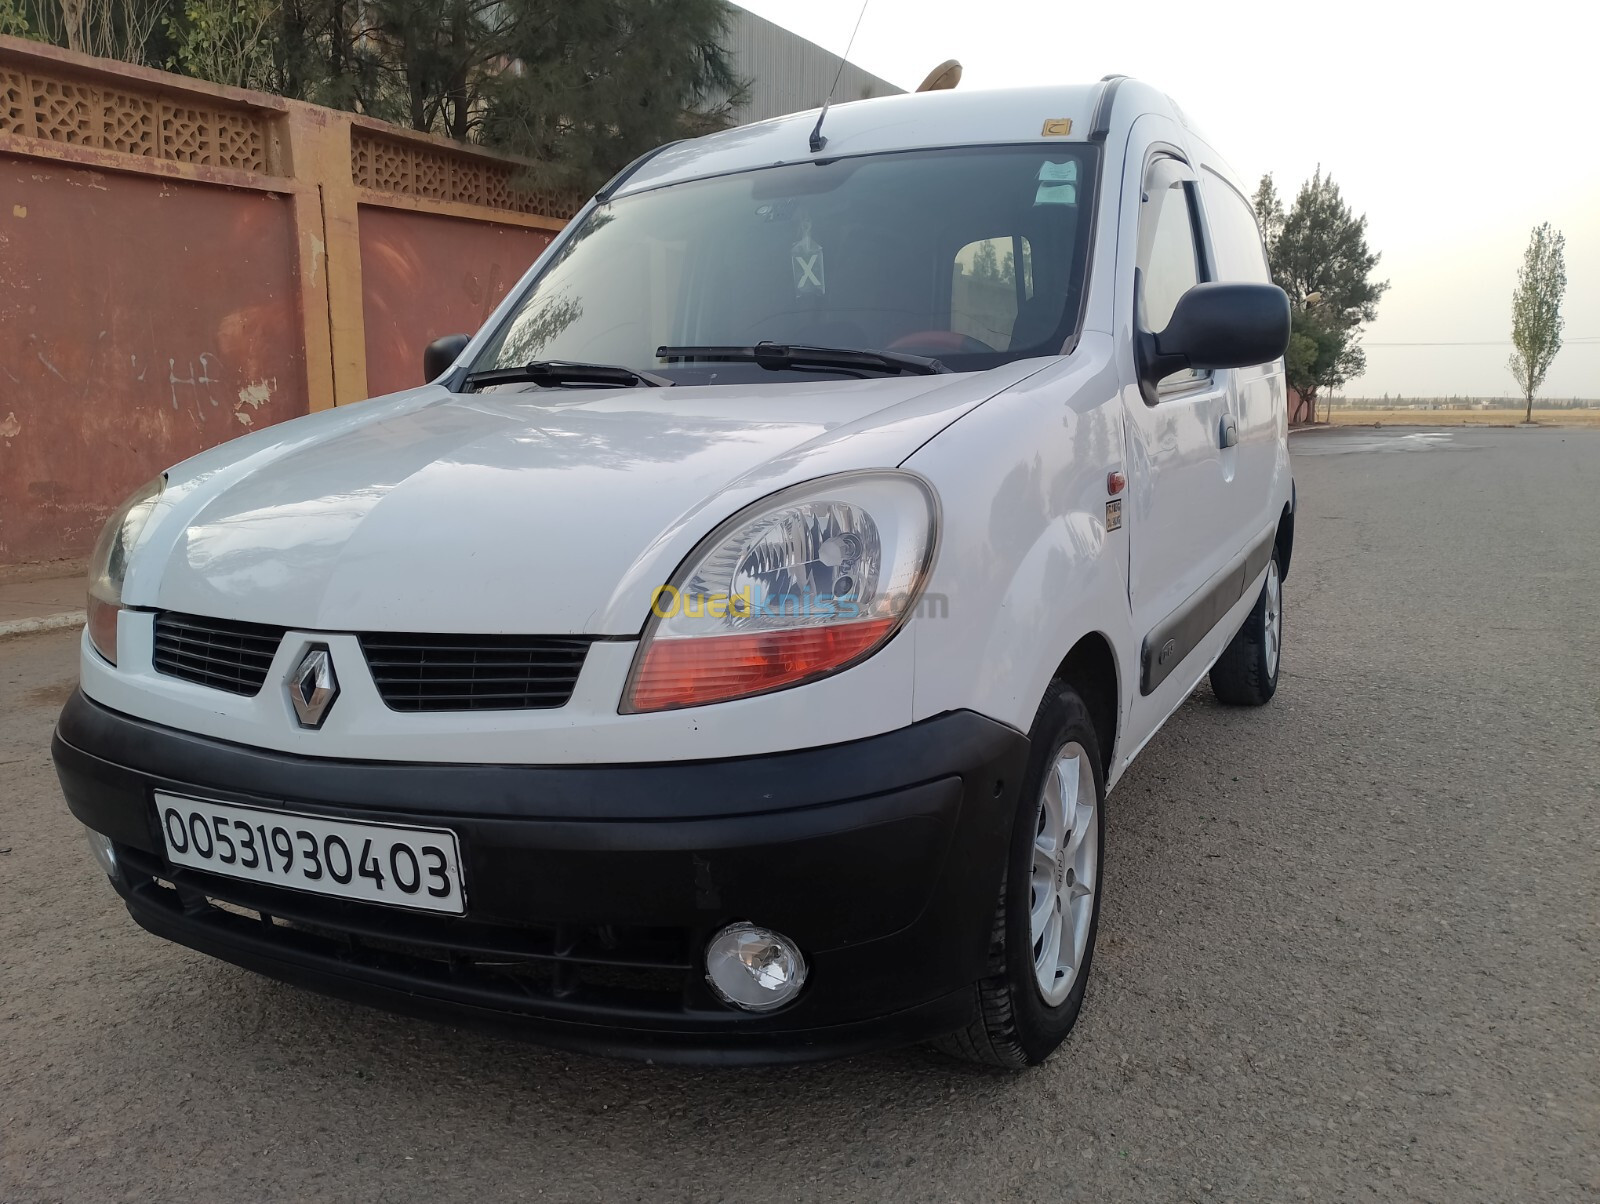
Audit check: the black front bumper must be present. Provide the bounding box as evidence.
[54,692,1029,1064]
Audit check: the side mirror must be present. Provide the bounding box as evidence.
[1137,282,1290,403]
[423,334,472,384]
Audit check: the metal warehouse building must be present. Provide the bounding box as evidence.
[724,6,904,125]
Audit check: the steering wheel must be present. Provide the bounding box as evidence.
[887,331,996,356]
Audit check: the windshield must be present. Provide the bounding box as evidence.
[470,145,1098,384]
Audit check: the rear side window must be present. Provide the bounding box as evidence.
[1201,170,1271,284]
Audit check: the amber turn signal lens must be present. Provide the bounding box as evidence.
[86,595,120,665]
[626,617,896,712]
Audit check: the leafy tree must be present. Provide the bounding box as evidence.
[165,0,278,90]
[1253,170,1387,423]
[1283,311,1363,423]
[971,239,999,280]
[19,0,170,62]
[365,0,514,138]
[1283,329,1319,423]
[0,0,30,36]
[10,0,745,204]
[1506,222,1566,423]
[265,0,386,113]
[241,0,490,126]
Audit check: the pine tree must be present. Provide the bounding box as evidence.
[480,0,745,197]
[1252,169,1387,423]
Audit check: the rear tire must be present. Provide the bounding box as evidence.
[1209,551,1283,706]
[934,683,1106,1069]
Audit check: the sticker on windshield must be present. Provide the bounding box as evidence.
[792,216,826,296]
[1035,160,1078,207]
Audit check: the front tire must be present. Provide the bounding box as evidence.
[935,683,1106,1069]
[1209,551,1283,706]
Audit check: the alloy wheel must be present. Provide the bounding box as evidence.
[1028,742,1099,1005]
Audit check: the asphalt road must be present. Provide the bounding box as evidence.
[3,426,1596,1203]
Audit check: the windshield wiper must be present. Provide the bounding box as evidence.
[655,343,949,377]
[462,360,672,391]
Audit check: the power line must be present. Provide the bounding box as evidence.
[1365,338,1600,347]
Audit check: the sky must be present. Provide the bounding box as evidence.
[740,0,1597,399]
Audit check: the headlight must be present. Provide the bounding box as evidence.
[86,476,165,665]
[622,471,937,712]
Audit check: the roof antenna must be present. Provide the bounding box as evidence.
[809,0,872,154]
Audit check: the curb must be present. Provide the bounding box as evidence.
[0,610,85,640]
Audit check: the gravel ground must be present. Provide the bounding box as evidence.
[2,426,1596,1203]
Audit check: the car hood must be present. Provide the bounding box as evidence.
[130,366,1041,635]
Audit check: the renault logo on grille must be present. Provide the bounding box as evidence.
[288,645,339,729]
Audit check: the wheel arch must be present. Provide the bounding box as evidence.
[1275,484,1296,580]
[1051,632,1120,778]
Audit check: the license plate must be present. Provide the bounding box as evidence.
[155,792,466,915]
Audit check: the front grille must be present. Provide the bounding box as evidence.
[153,612,283,696]
[151,613,593,711]
[360,632,593,712]
[118,847,697,1016]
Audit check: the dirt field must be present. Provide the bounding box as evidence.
[1328,407,1600,428]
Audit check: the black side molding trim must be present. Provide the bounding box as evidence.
[1140,525,1276,695]
[1089,75,1127,143]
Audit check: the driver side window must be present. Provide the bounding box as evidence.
[1137,157,1205,392]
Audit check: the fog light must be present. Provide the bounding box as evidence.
[705,923,808,1011]
[84,827,118,879]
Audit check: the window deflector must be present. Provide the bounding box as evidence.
[1136,154,1214,401]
